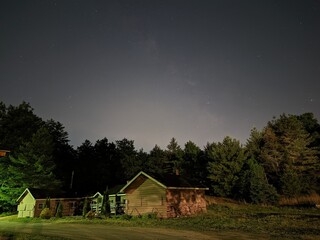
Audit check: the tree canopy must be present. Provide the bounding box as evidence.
[0,101,319,212]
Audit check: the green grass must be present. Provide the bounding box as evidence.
[1,204,320,239]
[0,231,69,240]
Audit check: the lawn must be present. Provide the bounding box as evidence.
[0,203,319,239]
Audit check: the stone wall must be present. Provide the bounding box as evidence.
[166,189,207,218]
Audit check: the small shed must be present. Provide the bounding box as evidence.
[89,192,103,213]
[17,188,82,218]
[108,185,126,214]
[120,171,208,218]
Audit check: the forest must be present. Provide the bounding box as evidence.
[0,101,319,212]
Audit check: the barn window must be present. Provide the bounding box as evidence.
[38,203,44,209]
[69,202,77,209]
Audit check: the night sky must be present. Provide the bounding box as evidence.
[1,0,320,151]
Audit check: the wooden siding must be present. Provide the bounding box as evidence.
[125,178,167,218]
[17,191,36,218]
[166,189,207,218]
[33,198,82,217]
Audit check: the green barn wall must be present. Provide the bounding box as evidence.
[125,178,167,218]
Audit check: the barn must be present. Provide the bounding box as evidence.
[120,171,208,218]
[17,188,82,218]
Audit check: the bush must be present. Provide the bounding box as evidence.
[40,208,52,219]
[85,210,95,219]
[55,201,63,218]
[121,214,132,220]
[142,212,158,219]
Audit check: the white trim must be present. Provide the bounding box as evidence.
[120,171,167,193]
[16,188,35,202]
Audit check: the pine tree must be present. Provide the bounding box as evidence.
[206,137,246,197]
[165,138,183,175]
[238,158,279,204]
[0,127,61,209]
[260,114,319,194]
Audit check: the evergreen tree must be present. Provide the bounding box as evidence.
[183,141,207,183]
[146,145,167,175]
[0,101,43,151]
[101,188,111,217]
[165,138,183,175]
[116,138,139,180]
[45,119,77,191]
[260,114,319,194]
[0,127,60,210]
[55,201,63,218]
[238,158,279,204]
[74,140,95,194]
[206,137,245,197]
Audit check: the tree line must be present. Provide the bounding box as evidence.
[0,101,319,212]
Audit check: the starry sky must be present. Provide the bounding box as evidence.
[1,0,320,151]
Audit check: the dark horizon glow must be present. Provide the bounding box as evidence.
[1,0,319,151]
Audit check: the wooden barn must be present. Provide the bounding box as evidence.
[17,188,82,218]
[120,171,208,218]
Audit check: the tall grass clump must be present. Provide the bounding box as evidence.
[279,193,320,207]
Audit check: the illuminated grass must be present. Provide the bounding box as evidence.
[2,204,320,239]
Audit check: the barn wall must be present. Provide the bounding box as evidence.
[166,189,207,218]
[34,198,82,217]
[125,178,167,218]
[17,192,36,218]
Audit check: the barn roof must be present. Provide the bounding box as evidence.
[120,171,208,193]
[17,188,81,202]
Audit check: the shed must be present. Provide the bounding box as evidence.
[89,192,103,213]
[120,171,208,218]
[17,188,82,218]
[108,185,126,214]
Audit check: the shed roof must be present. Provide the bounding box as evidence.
[120,171,208,193]
[17,188,81,202]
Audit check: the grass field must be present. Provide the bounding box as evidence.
[0,203,319,239]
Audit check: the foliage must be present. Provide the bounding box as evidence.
[206,137,246,197]
[85,210,95,219]
[237,158,279,204]
[101,189,111,217]
[183,141,207,184]
[260,114,319,194]
[45,198,51,209]
[55,201,63,218]
[1,101,320,212]
[145,145,167,175]
[40,208,52,219]
[116,138,139,180]
[165,138,183,175]
[0,127,60,211]
[4,203,320,239]
[82,198,90,217]
[0,101,43,151]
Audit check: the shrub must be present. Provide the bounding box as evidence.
[121,214,132,220]
[40,208,52,219]
[82,197,90,217]
[55,201,63,218]
[142,212,158,219]
[85,210,95,219]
